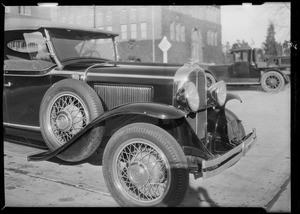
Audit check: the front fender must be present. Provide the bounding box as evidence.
[225,92,242,105]
[27,103,187,161]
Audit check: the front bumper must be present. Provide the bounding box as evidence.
[198,128,257,179]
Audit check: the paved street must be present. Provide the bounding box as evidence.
[3,86,291,210]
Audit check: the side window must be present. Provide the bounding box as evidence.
[5,31,54,70]
[242,52,248,62]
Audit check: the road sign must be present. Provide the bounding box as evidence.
[158,36,172,63]
[158,36,172,52]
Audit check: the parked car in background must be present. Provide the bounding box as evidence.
[201,48,290,92]
[3,19,257,207]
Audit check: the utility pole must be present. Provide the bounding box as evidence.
[94,5,96,28]
[152,6,155,62]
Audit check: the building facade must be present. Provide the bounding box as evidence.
[4,5,223,64]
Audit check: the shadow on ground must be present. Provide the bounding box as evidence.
[182,185,220,207]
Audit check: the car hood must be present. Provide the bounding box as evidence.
[62,60,183,78]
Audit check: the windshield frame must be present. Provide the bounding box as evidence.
[46,28,117,64]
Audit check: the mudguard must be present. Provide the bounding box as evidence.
[27,102,187,161]
[225,92,242,105]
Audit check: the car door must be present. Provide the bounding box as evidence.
[4,30,54,128]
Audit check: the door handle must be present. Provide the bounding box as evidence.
[4,82,12,87]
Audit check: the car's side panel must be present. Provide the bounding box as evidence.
[4,70,52,126]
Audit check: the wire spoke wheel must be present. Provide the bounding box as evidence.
[103,123,189,207]
[49,93,89,146]
[114,139,170,203]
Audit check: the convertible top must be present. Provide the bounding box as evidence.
[4,14,119,37]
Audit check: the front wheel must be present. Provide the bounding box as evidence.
[260,71,284,93]
[102,123,189,207]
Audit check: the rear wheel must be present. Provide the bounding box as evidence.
[102,123,189,207]
[40,79,104,162]
[260,71,284,93]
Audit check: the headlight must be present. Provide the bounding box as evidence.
[177,82,200,112]
[208,80,227,106]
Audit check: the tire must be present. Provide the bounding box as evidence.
[102,123,189,207]
[205,72,216,88]
[260,71,284,93]
[39,79,104,162]
[225,108,246,140]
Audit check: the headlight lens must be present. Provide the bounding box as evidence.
[177,82,200,112]
[209,81,227,106]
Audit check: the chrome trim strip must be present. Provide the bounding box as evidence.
[90,73,174,80]
[202,128,257,179]
[4,123,41,132]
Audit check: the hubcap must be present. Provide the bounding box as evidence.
[128,162,149,187]
[56,111,72,131]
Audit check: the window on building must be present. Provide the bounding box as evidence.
[97,12,103,27]
[170,22,175,40]
[98,26,104,30]
[176,23,181,41]
[121,25,128,40]
[181,25,185,42]
[191,30,199,60]
[214,32,218,46]
[140,22,147,39]
[139,7,146,22]
[107,26,113,31]
[131,24,137,39]
[106,10,112,25]
[19,6,31,15]
[130,8,137,23]
[207,31,211,45]
[5,6,11,13]
[120,8,127,24]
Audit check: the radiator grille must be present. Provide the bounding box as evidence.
[94,85,153,110]
[186,70,207,140]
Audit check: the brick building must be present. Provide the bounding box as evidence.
[4,5,223,64]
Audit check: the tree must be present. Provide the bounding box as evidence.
[263,22,277,56]
[230,39,251,51]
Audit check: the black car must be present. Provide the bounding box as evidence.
[3,19,257,207]
[202,48,290,92]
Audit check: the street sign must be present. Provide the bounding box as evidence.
[158,36,172,52]
[158,36,172,63]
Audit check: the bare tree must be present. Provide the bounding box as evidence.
[265,2,290,41]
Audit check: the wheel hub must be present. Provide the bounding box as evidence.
[56,111,72,132]
[128,162,149,187]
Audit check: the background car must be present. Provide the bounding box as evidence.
[201,48,290,92]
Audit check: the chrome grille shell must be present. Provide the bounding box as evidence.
[173,64,207,140]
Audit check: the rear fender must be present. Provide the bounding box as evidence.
[27,103,187,161]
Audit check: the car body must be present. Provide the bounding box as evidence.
[201,48,290,92]
[3,19,257,207]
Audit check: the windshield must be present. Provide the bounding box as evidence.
[48,29,116,62]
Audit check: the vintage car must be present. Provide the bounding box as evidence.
[201,48,290,92]
[3,20,257,207]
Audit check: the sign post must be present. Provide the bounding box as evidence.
[158,36,172,63]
